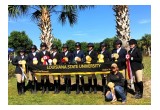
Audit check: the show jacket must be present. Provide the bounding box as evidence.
[27,52,39,65]
[12,55,28,74]
[60,51,73,64]
[73,50,85,63]
[128,47,143,71]
[38,50,50,65]
[86,50,97,64]
[50,52,61,64]
[99,50,111,63]
[112,48,127,70]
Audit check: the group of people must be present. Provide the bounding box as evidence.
[12,38,144,104]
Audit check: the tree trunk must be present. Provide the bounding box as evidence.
[39,7,53,51]
[148,46,151,56]
[113,5,130,50]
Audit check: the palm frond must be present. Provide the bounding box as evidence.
[58,12,67,25]
[58,5,77,26]
[31,10,41,22]
[8,5,30,18]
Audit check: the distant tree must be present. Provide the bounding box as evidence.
[8,31,33,53]
[81,42,88,54]
[93,42,100,52]
[66,40,76,53]
[52,38,62,52]
[141,34,151,56]
[103,37,118,52]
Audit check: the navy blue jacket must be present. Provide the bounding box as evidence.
[73,50,85,63]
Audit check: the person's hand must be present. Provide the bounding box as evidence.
[18,61,22,64]
[107,82,115,89]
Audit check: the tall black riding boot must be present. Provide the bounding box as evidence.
[41,79,45,94]
[81,78,86,94]
[21,82,25,94]
[102,78,106,95]
[93,78,97,94]
[64,78,68,94]
[54,80,58,94]
[28,80,33,94]
[58,76,61,91]
[88,78,92,93]
[132,82,139,98]
[124,80,128,96]
[67,78,71,94]
[56,80,60,94]
[46,79,49,94]
[17,82,22,95]
[33,80,37,94]
[137,81,143,99]
[53,80,57,94]
[76,78,80,94]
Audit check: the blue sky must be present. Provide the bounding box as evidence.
[8,5,151,49]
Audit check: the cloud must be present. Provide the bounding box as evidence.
[73,33,87,36]
[8,18,30,23]
[72,32,87,36]
[139,19,150,24]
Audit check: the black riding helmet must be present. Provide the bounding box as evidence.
[100,42,107,47]
[62,44,68,48]
[114,39,122,45]
[40,42,47,47]
[31,45,37,50]
[52,44,58,49]
[19,48,26,53]
[87,43,94,47]
[75,42,81,47]
[128,39,137,45]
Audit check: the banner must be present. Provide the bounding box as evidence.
[28,62,118,73]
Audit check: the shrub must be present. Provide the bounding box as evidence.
[8,63,15,78]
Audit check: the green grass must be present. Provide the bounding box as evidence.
[8,57,151,105]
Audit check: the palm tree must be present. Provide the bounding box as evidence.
[8,5,93,50]
[141,34,151,56]
[113,5,130,49]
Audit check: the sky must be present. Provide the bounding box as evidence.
[8,5,151,49]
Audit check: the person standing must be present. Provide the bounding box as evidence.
[86,43,98,94]
[73,42,86,94]
[60,44,73,94]
[99,42,111,95]
[12,48,28,95]
[27,45,39,94]
[127,39,144,99]
[38,42,50,94]
[50,45,61,94]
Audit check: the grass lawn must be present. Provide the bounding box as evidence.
[8,57,151,105]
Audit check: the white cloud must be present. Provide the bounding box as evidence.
[73,33,87,36]
[139,19,151,24]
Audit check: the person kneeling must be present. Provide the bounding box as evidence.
[105,63,126,104]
